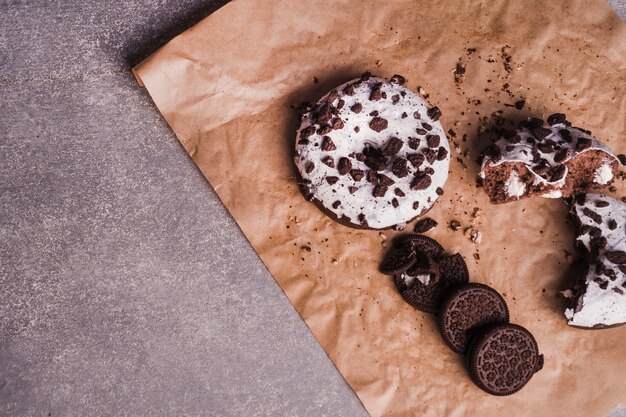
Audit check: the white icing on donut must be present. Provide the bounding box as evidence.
[565,194,626,328]
[295,76,450,229]
[479,119,618,198]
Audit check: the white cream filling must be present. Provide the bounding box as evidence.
[504,170,526,198]
[542,190,562,198]
[593,163,613,185]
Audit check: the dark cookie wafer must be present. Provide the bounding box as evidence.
[394,254,467,314]
[438,253,470,285]
[404,252,440,286]
[393,233,445,258]
[438,283,509,353]
[467,323,543,396]
[380,242,417,275]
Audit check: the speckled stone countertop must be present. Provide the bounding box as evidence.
[1,1,624,416]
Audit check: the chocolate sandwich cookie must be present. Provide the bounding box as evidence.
[466,323,543,396]
[564,193,626,328]
[393,233,445,258]
[394,253,469,313]
[438,283,509,353]
[295,73,451,229]
[478,114,620,204]
[379,241,417,275]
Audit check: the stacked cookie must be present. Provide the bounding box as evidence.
[380,235,543,395]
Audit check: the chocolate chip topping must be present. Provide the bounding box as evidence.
[373,184,388,198]
[326,176,339,185]
[575,137,592,151]
[437,147,448,161]
[321,136,336,151]
[369,82,383,101]
[322,156,335,168]
[305,162,315,174]
[369,116,388,132]
[390,74,406,85]
[394,188,406,197]
[350,169,364,181]
[547,113,567,126]
[423,148,437,164]
[392,157,409,178]
[392,198,399,208]
[407,153,425,168]
[408,137,420,150]
[606,251,626,265]
[427,106,442,122]
[337,157,352,175]
[411,172,432,190]
[382,137,404,156]
[350,103,363,113]
[414,217,438,233]
[583,207,603,224]
[426,135,440,148]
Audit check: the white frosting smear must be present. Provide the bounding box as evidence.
[593,163,613,185]
[504,170,526,198]
[566,194,626,328]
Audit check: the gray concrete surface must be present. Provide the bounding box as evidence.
[0,1,624,416]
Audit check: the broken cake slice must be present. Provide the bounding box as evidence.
[564,193,626,328]
[479,114,621,204]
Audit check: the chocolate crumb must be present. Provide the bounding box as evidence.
[547,113,567,125]
[414,217,438,233]
[322,156,335,168]
[369,117,388,132]
[449,220,461,231]
[373,184,389,197]
[351,103,363,113]
[391,198,399,208]
[411,172,432,190]
[390,74,406,85]
[394,188,405,197]
[583,207,602,224]
[576,137,592,151]
[392,158,409,178]
[427,106,442,122]
[436,187,444,195]
[321,136,337,151]
[337,157,352,175]
[348,186,358,194]
[514,100,525,110]
[305,162,315,173]
[408,137,420,150]
[426,135,440,148]
[326,176,339,185]
[350,169,364,181]
[413,201,420,210]
[332,200,341,209]
[382,137,404,156]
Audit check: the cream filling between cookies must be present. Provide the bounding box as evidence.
[593,163,613,185]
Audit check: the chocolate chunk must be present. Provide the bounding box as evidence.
[360,72,371,81]
[424,167,434,175]
[373,184,389,198]
[300,125,316,140]
[576,137,592,151]
[326,176,339,185]
[305,162,315,173]
[315,103,333,125]
[509,134,522,144]
[390,74,406,85]
[348,186,358,194]
[391,94,400,103]
[394,188,405,197]
[369,117,388,132]
[322,156,335,168]
[547,113,567,126]
[369,82,383,101]
[343,83,356,96]
[559,129,572,142]
[423,148,437,164]
[531,127,552,140]
[336,99,345,110]
[608,219,617,230]
[298,138,310,145]
[537,142,553,153]
[413,111,421,120]
[413,201,420,210]
[408,137,420,150]
[366,170,378,184]
[583,207,602,224]
[532,164,550,176]
[392,158,409,178]
[331,200,341,209]
[550,165,566,182]
[576,193,586,205]
[337,157,352,175]
[354,126,360,133]
[411,172,432,190]
[382,137,404,156]
[426,135,440,148]
[467,323,543,396]
[422,123,433,131]
[414,217,438,233]
[595,200,609,208]
[436,187,444,195]
[415,128,427,135]
[554,149,569,163]
[606,251,626,265]
[317,125,332,135]
[332,118,344,130]
[326,89,338,103]
[401,112,408,118]
[378,174,395,186]
[358,213,368,227]
[618,154,626,166]
[321,136,336,151]
[427,106,442,122]
[369,110,379,117]
[437,147,448,161]
[589,227,602,238]
[438,283,509,353]
[350,103,363,113]
[392,198,399,208]
[514,100,525,110]
[350,169,364,181]
[407,153,425,168]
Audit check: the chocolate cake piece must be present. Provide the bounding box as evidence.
[563,193,626,328]
[478,115,620,204]
[294,74,451,229]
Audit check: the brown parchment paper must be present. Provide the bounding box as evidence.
[133,1,626,415]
